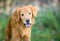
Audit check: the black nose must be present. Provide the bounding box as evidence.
[26,19,30,23]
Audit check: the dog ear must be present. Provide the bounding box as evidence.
[12,8,21,22]
[28,5,37,17]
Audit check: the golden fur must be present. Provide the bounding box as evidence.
[5,5,37,41]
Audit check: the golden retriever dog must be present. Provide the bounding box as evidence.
[5,5,37,41]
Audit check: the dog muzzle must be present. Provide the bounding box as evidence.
[24,23,31,28]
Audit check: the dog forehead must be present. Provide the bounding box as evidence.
[21,6,31,12]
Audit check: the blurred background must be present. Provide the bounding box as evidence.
[0,0,60,41]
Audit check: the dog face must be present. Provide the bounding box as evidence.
[13,5,37,27]
[20,6,33,27]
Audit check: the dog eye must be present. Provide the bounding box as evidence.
[21,14,24,16]
[29,13,31,15]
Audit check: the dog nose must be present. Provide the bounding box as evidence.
[26,19,30,23]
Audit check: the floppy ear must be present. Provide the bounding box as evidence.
[12,8,21,22]
[28,5,37,17]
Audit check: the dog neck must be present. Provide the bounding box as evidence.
[17,21,31,37]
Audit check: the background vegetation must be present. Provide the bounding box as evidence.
[0,0,60,41]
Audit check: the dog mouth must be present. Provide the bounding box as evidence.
[24,23,31,27]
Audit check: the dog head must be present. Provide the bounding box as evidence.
[13,5,37,27]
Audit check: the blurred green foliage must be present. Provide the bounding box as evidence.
[31,8,60,41]
[0,14,10,41]
[0,8,60,41]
